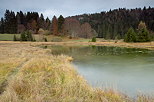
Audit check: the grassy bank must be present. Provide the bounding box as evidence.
[1,34,154,50]
[0,42,153,102]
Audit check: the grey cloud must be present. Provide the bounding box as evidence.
[0,0,154,19]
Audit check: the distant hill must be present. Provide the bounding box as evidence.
[68,7,154,39]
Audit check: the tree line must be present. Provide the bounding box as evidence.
[0,10,95,38]
[0,10,63,34]
[70,6,154,40]
[0,7,154,40]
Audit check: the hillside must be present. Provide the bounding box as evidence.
[69,7,154,39]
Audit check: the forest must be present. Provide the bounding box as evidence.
[0,7,154,39]
[71,6,154,39]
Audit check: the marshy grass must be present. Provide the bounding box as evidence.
[0,42,153,102]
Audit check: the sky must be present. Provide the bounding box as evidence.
[0,0,154,19]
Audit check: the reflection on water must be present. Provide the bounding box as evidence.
[43,45,154,97]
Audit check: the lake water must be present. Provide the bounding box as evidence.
[43,45,154,97]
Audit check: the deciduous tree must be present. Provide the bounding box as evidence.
[51,16,58,35]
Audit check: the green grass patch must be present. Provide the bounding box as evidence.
[0,34,20,41]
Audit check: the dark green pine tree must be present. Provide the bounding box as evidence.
[45,17,51,30]
[38,13,45,29]
[58,15,65,32]
[137,28,150,42]
[0,18,4,34]
[124,27,136,42]
[4,10,17,33]
[4,10,10,33]
[137,21,151,42]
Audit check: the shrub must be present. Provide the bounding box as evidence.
[13,35,17,41]
[91,37,96,42]
[44,38,48,42]
[69,36,72,39]
[20,31,35,41]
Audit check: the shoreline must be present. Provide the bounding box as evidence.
[0,41,154,50]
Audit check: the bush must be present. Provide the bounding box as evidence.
[91,37,96,42]
[44,38,48,42]
[20,31,35,41]
[51,37,62,42]
[13,35,17,41]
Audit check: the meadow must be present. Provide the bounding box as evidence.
[0,41,154,102]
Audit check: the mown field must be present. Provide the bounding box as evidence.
[0,42,154,102]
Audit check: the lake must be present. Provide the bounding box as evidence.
[43,45,154,97]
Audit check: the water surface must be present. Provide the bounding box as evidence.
[43,45,154,96]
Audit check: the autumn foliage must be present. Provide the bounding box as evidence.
[63,18,96,38]
[51,16,58,35]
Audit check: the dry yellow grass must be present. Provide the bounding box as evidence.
[1,40,154,50]
[0,42,153,102]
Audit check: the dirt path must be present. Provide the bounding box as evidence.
[0,58,31,94]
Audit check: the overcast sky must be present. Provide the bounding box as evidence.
[0,0,154,19]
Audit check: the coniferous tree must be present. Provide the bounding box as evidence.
[38,14,45,29]
[137,28,150,42]
[58,15,65,32]
[0,18,4,33]
[45,17,51,30]
[4,10,17,33]
[137,21,150,42]
[4,10,11,33]
[124,27,136,42]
